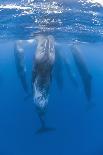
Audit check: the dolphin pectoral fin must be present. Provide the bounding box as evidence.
[36,127,56,134]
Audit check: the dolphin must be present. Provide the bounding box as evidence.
[14,40,28,94]
[32,35,55,132]
[70,45,92,101]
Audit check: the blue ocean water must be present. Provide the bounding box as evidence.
[0,0,103,155]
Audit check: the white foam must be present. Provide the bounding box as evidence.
[0,4,31,10]
[87,0,103,6]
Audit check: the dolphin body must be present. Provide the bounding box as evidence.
[32,35,55,132]
[70,45,92,101]
[14,40,28,94]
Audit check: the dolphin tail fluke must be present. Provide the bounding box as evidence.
[36,127,56,134]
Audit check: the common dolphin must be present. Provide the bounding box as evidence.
[70,45,92,101]
[32,35,55,132]
[14,40,28,94]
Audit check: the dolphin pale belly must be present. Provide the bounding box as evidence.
[32,35,55,130]
[70,45,92,101]
[14,40,28,93]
